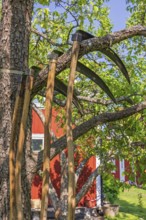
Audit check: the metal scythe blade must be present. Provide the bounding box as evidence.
[54,78,83,115]
[98,48,130,84]
[76,62,116,103]
[76,30,130,84]
[54,50,116,103]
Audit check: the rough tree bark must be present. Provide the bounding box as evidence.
[76,168,99,205]
[0,1,34,219]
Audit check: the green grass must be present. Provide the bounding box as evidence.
[105,187,146,220]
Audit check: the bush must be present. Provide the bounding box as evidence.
[102,174,121,204]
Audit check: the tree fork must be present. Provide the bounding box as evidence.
[40,52,58,220]
[15,74,34,220]
[66,32,82,220]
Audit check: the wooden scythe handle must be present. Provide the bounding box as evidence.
[9,75,26,220]
[40,53,58,220]
[67,32,82,220]
[15,74,34,220]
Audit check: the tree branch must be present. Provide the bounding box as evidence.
[36,100,146,170]
[76,167,99,205]
[31,28,69,46]
[75,158,89,183]
[51,101,146,158]
[49,179,60,210]
[32,103,45,124]
[77,95,134,105]
[131,141,146,148]
[32,25,146,96]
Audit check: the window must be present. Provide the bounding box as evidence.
[32,139,43,152]
[31,134,44,152]
[120,159,125,182]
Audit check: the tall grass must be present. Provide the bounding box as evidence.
[105,187,146,220]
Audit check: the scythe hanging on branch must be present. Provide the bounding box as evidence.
[66,30,102,220]
[9,75,26,220]
[40,52,58,220]
[15,74,34,220]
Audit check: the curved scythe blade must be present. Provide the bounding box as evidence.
[53,50,116,103]
[54,78,83,115]
[75,31,130,84]
[77,62,116,103]
[99,48,130,84]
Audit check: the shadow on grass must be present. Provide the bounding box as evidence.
[116,198,146,219]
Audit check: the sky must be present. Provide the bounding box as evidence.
[35,0,130,33]
[105,0,130,31]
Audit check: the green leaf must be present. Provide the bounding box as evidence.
[77,62,116,103]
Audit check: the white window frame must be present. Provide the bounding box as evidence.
[120,159,125,182]
[31,134,44,153]
[96,157,102,207]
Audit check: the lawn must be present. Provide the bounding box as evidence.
[105,187,146,220]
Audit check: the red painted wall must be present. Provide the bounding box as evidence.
[31,108,96,207]
[76,155,96,207]
[32,108,64,137]
[114,159,120,180]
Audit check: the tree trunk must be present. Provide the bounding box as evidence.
[0,1,34,219]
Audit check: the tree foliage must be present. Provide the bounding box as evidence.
[30,0,146,180]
